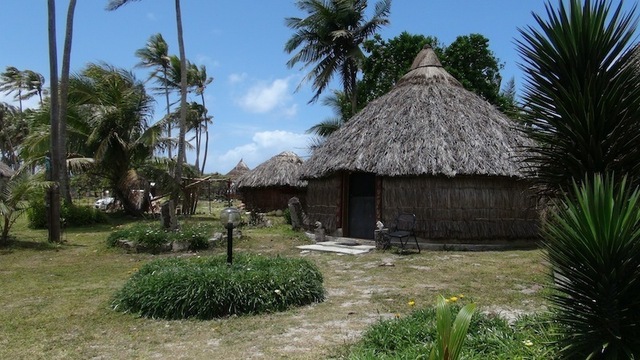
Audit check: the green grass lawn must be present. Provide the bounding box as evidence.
[1,205,550,359]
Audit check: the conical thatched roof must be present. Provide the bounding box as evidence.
[301,45,532,179]
[236,151,307,189]
[0,161,14,178]
[225,159,250,180]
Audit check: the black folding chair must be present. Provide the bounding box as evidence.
[388,213,419,253]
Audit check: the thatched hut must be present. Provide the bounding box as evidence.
[226,159,250,182]
[236,151,307,212]
[300,45,539,242]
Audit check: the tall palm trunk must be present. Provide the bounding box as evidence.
[59,0,77,204]
[162,65,172,159]
[200,92,209,174]
[174,0,187,213]
[47,0,61,243]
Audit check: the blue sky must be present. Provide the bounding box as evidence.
[1,1,635,174]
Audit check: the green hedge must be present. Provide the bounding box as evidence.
[106,222,213,252]
[112,254,325,319]
[27,199,108,229]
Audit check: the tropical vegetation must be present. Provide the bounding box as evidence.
[517,0,640,196]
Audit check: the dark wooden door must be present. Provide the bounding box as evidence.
[348,173,376,239]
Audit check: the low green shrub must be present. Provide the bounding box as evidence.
[107,222,214,251]
[112,254,325,319]
[27,199,108,229]
[169,222,214,250]
[346,304,558,359]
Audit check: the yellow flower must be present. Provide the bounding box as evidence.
[458,294,465,299]
[523,340,533,346]
[394,313,401,318]
[445,299,450,303]
[449,296,458,302]
[407,300,416,307]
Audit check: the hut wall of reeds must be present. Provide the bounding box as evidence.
[380,176,538,241]
[305,175,342,230]
[237,151,308,212]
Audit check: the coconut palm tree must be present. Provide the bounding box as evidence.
[58,0,78,204]
[107,0,188,219]
[306,89,350,141]
[189,63,213,174]
[517,0,640,196]
[0,167,51,245]
[0,67,27,113]
[21,70,46,107]
[46,0,62,243]
[285,0,392,114]
[135,33,174,159]
[72,63,162,215]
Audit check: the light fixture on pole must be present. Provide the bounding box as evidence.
[220,207,241,265]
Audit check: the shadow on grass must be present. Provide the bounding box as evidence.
[0,238,60,253]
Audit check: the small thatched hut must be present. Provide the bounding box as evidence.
[300,45,539,242]
[226,159,250,182]
[236,151,307,212]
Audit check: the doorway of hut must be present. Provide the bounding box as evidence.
[346,172,376,239]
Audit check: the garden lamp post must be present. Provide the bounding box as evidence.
[220,207,241,265]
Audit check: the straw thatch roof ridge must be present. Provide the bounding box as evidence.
[237,151,307,189]
[226,158,251,180]
[0,161,15,178]
[395,44,463,88]
[300,46,533,179]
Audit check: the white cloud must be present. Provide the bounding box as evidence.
[228,73,247,85]
[146,12,157,21]
[236,77,294,115]
[195,54,220,68]
[214,130,311,173]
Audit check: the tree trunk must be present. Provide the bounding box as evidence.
[58,0,77,204]
[173,0,187,221]
[200,92,209,174]
[47,0,61,243]
[163,66,172,160]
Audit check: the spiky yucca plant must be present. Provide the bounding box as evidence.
[544,175,640,359]
[517,0,640,197]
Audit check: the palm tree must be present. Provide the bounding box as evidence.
[284,0,391,114]
[46,0,62,243]
[72,63,162,215]
[107,0,188,219]
[0,67,26,113]
[517,0,640,196]
[0,167,51,245]
[21,70,46,107]
[189,63,213,174]
[306,89,350,140]
[59,0,78,204]
[135,33,174,158]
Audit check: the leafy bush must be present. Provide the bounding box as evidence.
[169,222,214,250]
[347,304,557,359]
[27,199,108,229]
[112,254,325,319]
[543,175,640,358]
[107,222,214,252]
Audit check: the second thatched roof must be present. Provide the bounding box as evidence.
[301,45,533,179]
[236,151,307,189]
[225,159,250,180]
